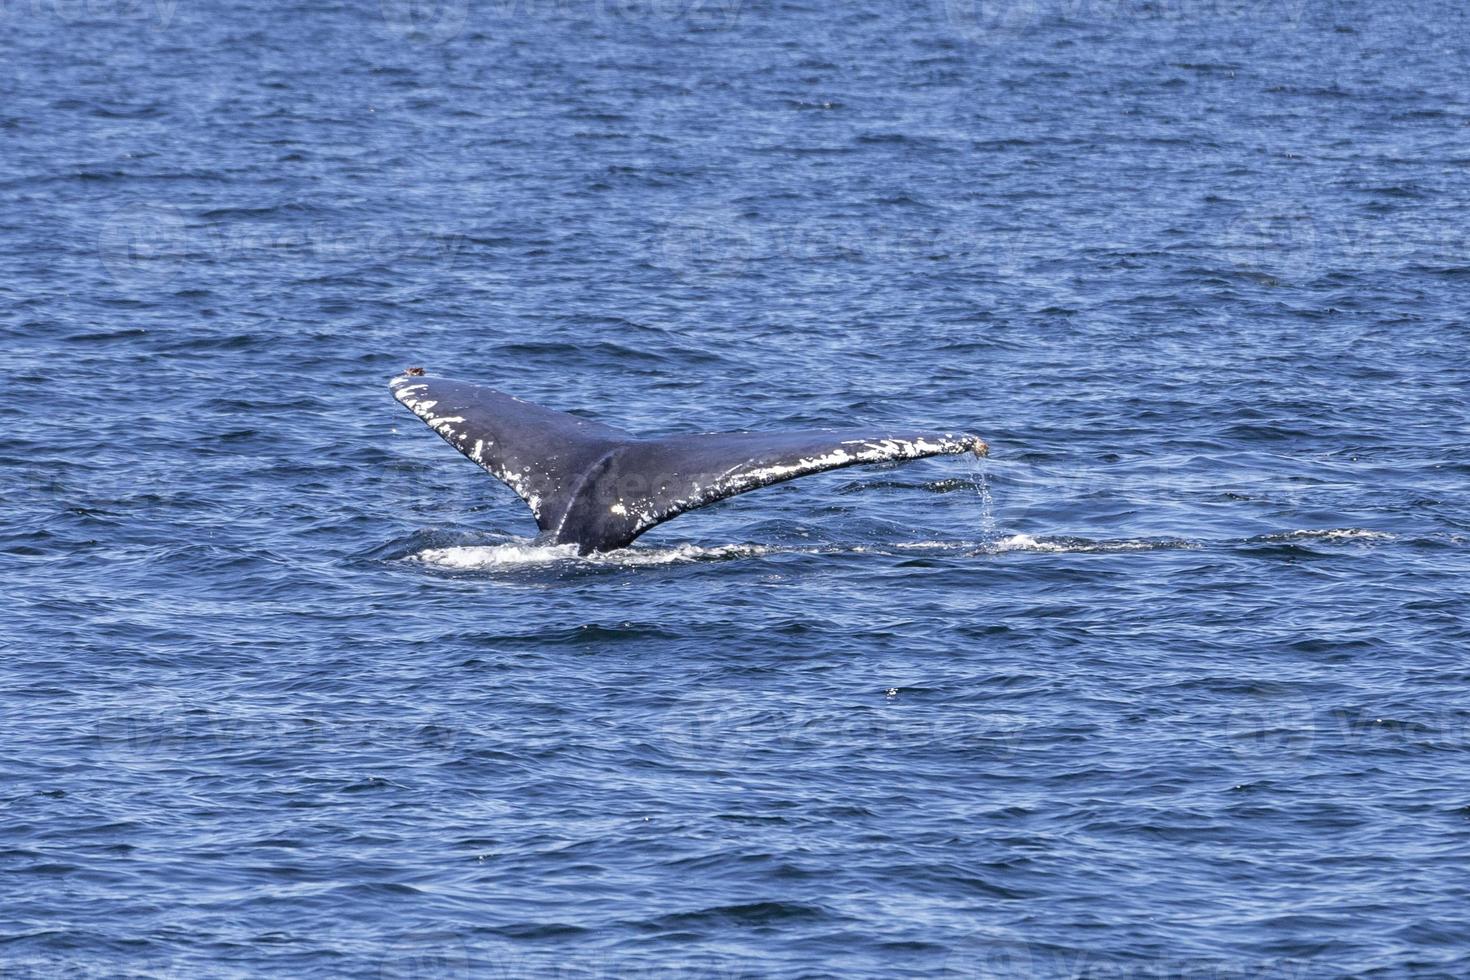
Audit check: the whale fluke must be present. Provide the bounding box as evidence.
[391,373,987,554]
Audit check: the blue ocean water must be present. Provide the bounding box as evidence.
[4,0,1470,975]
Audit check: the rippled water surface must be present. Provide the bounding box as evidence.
[4,0,1470,976]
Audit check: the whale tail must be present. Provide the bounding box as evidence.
[391,373,987,554]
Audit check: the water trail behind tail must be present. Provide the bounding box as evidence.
[968,455,997,541]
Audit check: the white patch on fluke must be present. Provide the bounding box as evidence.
[393,375,549,519]
[629,434,984,535]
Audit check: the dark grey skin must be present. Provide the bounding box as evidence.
[391,373,989,554]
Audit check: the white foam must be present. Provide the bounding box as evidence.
[986,529,1395,554]
[408,534,1209,567]
[406,528,1397,569]
[994,533,1064,552]
[603,543,778,566]
[407,541,776,570]
[990,534,1197,554]
[1275,528,1394,542]
[411,542,581,568]
[894,540,973,550]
